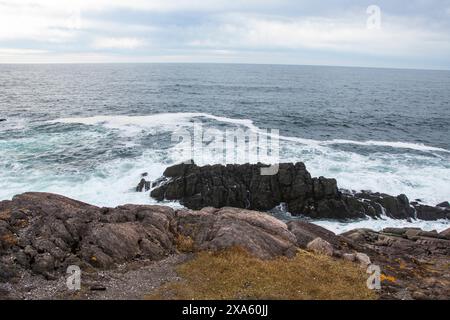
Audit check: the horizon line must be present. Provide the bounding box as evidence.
[0,61,449,72]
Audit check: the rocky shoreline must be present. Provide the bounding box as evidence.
[0,192,449,300]
[146,162,450,221]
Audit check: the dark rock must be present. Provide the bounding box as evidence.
[287,220,341,248]
[150,162,437,220]
[136,178,151,192]
[0,262,17,281]
[32,253,55,275]
[90,285,106,291]
[413,204,449,220]
[436,201,450,208]
[0,119,6,122]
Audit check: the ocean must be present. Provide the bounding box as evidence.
[0,63,449,232]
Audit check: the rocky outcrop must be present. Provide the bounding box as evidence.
[176,207,298,259]
[0,192,448,300]
[0,193,178,280]
[341,227,450,300]
[149,162,449,221]
[286,220,343,248]
[0,192,304,282]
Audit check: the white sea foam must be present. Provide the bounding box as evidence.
[51,113,450,153]
[48,113,450,205]
[314,217,450,234]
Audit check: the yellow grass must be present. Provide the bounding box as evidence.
[147,247,377,300]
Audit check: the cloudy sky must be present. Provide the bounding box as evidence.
[0,0,450,69]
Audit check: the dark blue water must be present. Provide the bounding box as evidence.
[0,64,449,228]
[1,64,449,147]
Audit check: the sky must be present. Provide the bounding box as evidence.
[0,0,450,69]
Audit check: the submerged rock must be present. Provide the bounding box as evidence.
[136,178,151,192]
[149,162,449,220]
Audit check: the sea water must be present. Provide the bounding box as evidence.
[1,63,449,232]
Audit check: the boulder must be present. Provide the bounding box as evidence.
[306,238,334,256]
[175,207,298,259]
[287,220,341,248]
[355,252,371,268]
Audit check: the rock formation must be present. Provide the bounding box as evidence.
[149,162,449,220]
[341,227,450,300]
[0,192,301,282]
[0,192,448,299]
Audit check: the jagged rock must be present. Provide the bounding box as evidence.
[306,238,334,256]
[0,192,448,300]
[0,192,301,282]
[341,227,450,299]
[175,207,298,259]
[0,193,178,280]
[136,178,151,192]
[149,162,447,221]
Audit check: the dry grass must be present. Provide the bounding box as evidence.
[147,247,377,300]
[0,209,11,221]
[174,234,195,253]
[1,233,18,246]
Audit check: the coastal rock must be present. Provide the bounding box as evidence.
[149,162,448,221]
[0,192,448,300]
[341,227,450,300]
[413,204,450,220]
[354,252,371,268]
[0,193,178,278]
[306,238,334,256]
[0,192,300,281]
[136,178,151,192]
[287,220,342,248]
[436,201,450,208]
[440,228,450,239]
[175,207,298,259]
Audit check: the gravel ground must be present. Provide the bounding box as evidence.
[0,254,192,300]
